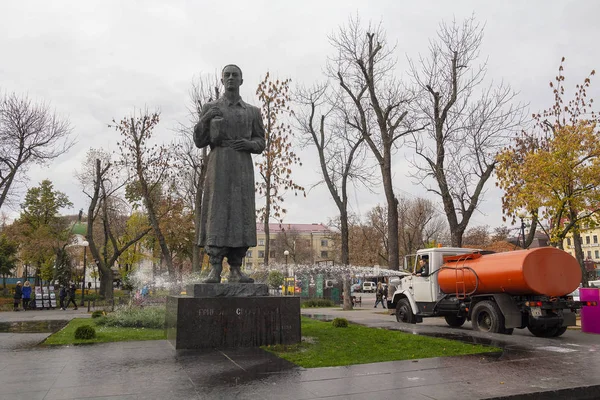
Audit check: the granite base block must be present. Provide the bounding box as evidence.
[166,296,301,350]
[187,283,268,297]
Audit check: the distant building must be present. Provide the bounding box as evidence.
[563,226,600,279]
[245,223,335,269]
[507,231,550,249]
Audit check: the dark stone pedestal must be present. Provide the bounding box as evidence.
[187,283,269,297]
[166,285,300,350]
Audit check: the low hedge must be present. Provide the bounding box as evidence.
[301,298,336,308]
[95,306,166,329]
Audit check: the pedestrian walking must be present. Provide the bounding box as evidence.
[59,285,67,310]
[383,284,388,309]
[22,281,32,310]
[374,282,386,309]
[66,283,78,310]
[13,281,22,311]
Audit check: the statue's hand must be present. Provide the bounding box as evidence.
[200,106,223,123]
[228,139,254,152]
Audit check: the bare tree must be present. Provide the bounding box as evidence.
[398,197,446,258]
[112,110,177,281]
[270,229,314,265]
[462,225,491,248]
[76,150,151,299]
[255,73,304,265]
[295,83,375,266]
[295,83,377,310]
[408,16,527,247]
[329,16,426,270]
[0,92,74,210]
[173,74,221,272]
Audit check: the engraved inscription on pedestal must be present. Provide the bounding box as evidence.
[166,296,300,350]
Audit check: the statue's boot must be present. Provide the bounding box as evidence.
[228,266,254,283]
[202,264,223,283]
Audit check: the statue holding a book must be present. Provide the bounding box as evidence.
[193,64,266,283]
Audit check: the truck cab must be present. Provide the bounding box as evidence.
[389,247,477,323]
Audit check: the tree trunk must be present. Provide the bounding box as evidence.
[264,181,271,266]
[340,211,349,265]
[382,157,399,270]
[572,232,588,287]
[524,215,538,249]
[451,229,464,248]
[343,277,353,310]
[99,268,114,299]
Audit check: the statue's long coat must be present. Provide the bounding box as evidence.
[194,96,265,248]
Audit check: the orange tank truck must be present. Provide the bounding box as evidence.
[437,247,582,297]
[388,246,596,338]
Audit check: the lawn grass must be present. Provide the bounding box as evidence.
[264,317,500,368]
[42,318,166,346]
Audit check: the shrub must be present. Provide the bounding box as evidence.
[332,318,349,328]
[74,325,96,340]
[267,270,284,289]
[95,306,165,329]
[301,298,335,308]
[91,310,105,318]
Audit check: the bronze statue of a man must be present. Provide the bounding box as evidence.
[194,64,266,283]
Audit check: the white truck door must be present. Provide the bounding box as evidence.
[412,276,435,302]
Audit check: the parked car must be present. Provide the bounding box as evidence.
[569,288,580,302]
[362,282,376,292]
[351,283,362,293]
[589,280,600,288]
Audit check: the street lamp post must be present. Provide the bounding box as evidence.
[80,240,89,306]
[284,250,289,296]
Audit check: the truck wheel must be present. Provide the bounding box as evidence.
[396,299,416,324]
[527,326,558,337]
[444,315,466,327]
[552,326,568,337]
[471,300,505,333]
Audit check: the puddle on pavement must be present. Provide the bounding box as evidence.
[0,320,68,333]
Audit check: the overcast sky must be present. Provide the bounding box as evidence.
[1,0,599,236]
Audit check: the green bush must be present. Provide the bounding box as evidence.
[74,325,96,339]
[84,294,103,301]
[95,306,165,329]
[301,298,335,308]
[91,310,105,318]
[332,318,349,328]
[267,270,284,289]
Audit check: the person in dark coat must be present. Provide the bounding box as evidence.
[194,64,266,284]
[374,282,386,309]
[66,282,78,310]
[59,285,67,310]
[13,281,22,311]
[22,281,32,310]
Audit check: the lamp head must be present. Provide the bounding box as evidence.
[284,250,290,256]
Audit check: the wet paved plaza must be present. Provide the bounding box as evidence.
[1,300,599,399]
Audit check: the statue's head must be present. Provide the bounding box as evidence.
[221,64,243,90]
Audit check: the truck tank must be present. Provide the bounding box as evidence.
[437,247,582,297]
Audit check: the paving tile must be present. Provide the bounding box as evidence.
[0,391,47,400]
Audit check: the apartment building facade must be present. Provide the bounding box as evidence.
[244,223,335,269]
[563,227,600,279]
